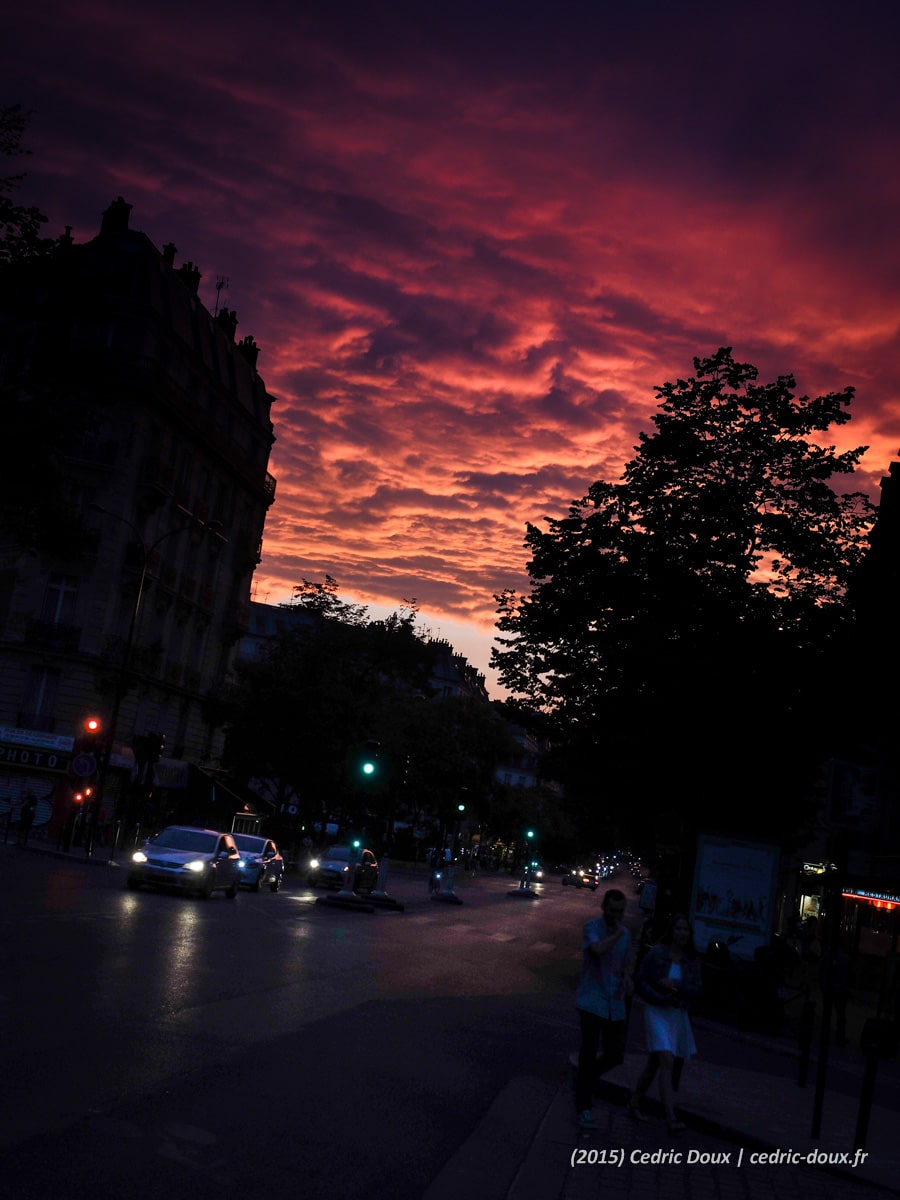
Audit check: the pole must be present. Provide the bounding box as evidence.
[431,815,463,905]
[369,846,404,910]
[508,830,539,899]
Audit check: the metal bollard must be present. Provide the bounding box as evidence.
[797,999,816,1087]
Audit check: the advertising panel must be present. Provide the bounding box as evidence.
[690,833,780,959]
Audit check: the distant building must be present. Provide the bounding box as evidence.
[426,638,489,701]
[495,721,541,790]
[0,198,276,837]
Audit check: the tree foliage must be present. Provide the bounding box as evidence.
[222,582,518,850]
[0,105,54,265]
[492,349,875,845]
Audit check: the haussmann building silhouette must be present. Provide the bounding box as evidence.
[0,197,277,847]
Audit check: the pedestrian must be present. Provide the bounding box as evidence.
[627,913,702,1133]
[18,794,37,846]
[574,887,634,1131]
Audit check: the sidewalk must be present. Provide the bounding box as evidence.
[427,1015,899,1199]
[2,829,124,866]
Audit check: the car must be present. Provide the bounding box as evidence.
[127,826,242,898]
[233,833,285,892]
[562,866,600,890]
[307,845,379,893]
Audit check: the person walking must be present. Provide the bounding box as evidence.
[627,913,702,1133]
[575,888,634,1130]
[18,794,37,846]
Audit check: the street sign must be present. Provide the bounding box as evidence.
[71,752,97,777]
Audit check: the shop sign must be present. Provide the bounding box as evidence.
[0,726,74,752]
[0,741,72,773]
[844,888,900,902]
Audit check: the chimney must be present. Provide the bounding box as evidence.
[162,242,177,267]
[217,307,239,341]
[237,335,259,367]
[100,196,132,235]
[177,261,202,294]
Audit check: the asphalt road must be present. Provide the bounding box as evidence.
[0,852,600,1198]
[5,853,895,1200]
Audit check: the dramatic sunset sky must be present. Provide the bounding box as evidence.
[7,2,900,692]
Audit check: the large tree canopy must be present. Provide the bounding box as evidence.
[492,349,874,847]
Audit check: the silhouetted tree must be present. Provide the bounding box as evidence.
[493,349,874,848]
[222,583,517,851]
[0,105,54,264]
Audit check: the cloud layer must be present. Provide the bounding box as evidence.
[7,1,900,688]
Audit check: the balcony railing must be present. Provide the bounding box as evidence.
[24,621,82,653]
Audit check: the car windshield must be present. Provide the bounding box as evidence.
[234,835,265,852]
[152,829,218,853]
[324,847,352,861]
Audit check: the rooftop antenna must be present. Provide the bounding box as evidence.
[214,275,230,316]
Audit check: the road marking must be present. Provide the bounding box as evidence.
[530,942,555,952]
[491,932,516,941]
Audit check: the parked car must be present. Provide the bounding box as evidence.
[233,834,284,892]
[562,866,599,890]
[307,845,378,892]
[127,826,242,898]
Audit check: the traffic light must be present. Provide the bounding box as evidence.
[360,739,380,777]
[71,717,104,785]
[82,716,103,748]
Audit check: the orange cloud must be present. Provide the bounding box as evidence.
[9,1,900,692]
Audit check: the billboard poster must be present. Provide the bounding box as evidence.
[690,834,780,959]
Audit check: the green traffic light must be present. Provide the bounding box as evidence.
[362,761,376,775]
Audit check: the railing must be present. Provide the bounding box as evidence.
[24,620,82,652]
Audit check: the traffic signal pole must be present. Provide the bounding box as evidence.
[508,830,539,899]
[431,802,466,906]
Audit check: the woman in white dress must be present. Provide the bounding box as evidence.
[628,914,702,1132]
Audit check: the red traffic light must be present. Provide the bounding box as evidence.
[85,717,102,735]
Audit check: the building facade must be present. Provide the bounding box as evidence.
[0,198,276,840]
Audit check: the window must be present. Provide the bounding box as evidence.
[23,666,61,716]
[41,575,78,625]
[21,666,61,730]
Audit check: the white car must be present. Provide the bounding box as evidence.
[127,826,242,898]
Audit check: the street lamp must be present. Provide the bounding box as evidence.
[88,504,226,854]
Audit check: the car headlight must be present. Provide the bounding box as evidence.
[132,850,148,863]
[184,860,207,873]
[309,859,319,869]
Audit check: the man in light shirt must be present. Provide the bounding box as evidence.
[575,887,634,1129]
